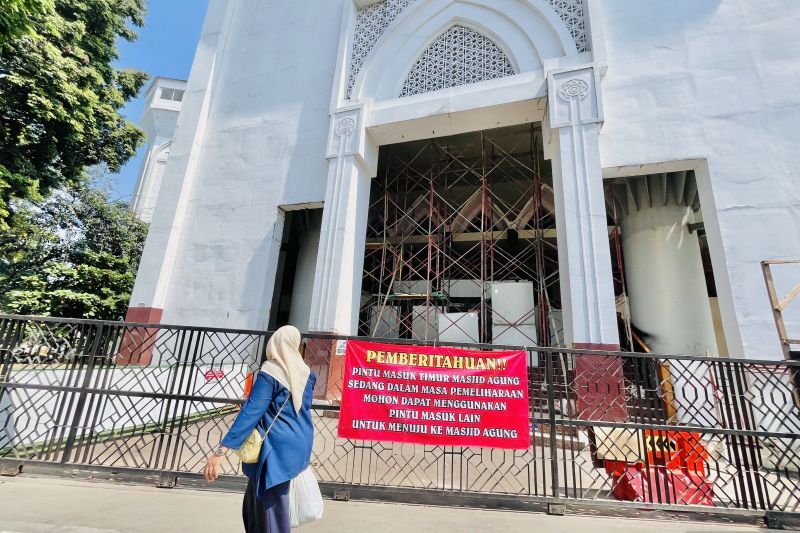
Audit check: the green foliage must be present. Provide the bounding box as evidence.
[0,183,148,319]
[0,0,53,42]
[0,0,148,228]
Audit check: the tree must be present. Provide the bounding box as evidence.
[0,0,148,228]
[0,0,53,43]
[0,182,148,319]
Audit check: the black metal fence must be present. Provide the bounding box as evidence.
[1,315,798,518]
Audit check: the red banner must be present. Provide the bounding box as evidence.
[338,340,530,450]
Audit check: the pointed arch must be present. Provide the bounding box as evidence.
[399,24,516,97]
[350,0,578,102]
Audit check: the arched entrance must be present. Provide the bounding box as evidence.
[310,0,619,353]
[360,124,561,349]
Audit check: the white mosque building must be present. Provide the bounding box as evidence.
[128,0,800,360]
[130,77,187,223]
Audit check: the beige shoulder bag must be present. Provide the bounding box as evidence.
[235,395,290,464]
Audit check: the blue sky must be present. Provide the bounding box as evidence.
[110,0,209,201]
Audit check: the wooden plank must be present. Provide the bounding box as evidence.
[762,261,791,360]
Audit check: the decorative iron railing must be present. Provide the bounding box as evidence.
[0,315,798,519]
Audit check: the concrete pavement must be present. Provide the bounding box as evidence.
[0,475,781,533]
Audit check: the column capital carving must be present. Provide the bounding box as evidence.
[327,106,365,159]
[326,105,378,175]
[547,66,603,129]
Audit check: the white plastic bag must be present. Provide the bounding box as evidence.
[289,466,324,528]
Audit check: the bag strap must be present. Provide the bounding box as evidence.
[264,394,290,438]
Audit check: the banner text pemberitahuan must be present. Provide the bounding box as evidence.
[366,349,508,370]
[338,340,531,450]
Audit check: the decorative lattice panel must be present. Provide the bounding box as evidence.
[399,25,516,97]
[545,0,588,53]
[347,0,416,98]
[346,0,589,99]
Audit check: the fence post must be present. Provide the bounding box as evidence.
[0,319,20,401]
[61,323,105,463]
[0,318,25,385]
[545,350,560,501]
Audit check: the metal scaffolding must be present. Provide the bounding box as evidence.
[358,124,562,346]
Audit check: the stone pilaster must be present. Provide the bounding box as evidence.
[546,66,619,348]
[308,106,377,335]
[546,66,624,421]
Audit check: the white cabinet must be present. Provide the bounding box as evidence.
[492,324,538,345]
[438,312,480,344]
[412,305,439,341]
[490,281,535,325]
[490,281,537,351]
[369,305,400,338]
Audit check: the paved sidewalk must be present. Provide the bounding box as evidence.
[0,475,777,533]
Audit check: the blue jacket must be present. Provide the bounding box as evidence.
[221,370,316,499]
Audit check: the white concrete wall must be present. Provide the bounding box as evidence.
[131,142,171,223]
[130,0,344,330]
[597,0,800,358]
[131,0,798,358]
[130,78,185,222]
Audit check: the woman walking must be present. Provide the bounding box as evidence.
[204,325,316,533]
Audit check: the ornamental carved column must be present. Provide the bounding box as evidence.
[545,66,626,422]
[308,106,377,336]
[307,107,377,402]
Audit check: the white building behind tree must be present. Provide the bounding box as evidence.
[130,77,187,223]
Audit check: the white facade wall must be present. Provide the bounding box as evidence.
[130,0,800,359]
[597,0,800,356]
[130,1,342,330]
[130,78,186,222]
